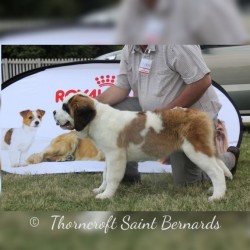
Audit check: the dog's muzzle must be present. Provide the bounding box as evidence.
[53,110,74,130]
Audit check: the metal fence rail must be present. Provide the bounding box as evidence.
[1,58,92,82]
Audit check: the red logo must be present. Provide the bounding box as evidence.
[95,75,116,87]
[55,75,116,103]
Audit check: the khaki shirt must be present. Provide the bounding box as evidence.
[115,45,222,119]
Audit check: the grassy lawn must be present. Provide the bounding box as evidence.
[1,132,250,211]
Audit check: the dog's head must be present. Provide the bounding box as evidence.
[215,119,227,139]
[20,109,46,128]
[53,93,96,132]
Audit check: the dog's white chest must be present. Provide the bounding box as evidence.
[11,128,36,151]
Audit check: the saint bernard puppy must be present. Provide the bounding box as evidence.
[53,93,232,201]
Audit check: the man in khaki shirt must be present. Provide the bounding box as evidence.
[97,45,239,185]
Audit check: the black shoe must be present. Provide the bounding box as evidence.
[122,162,141,184]
[122,173,141,185]
[227,146,240,175]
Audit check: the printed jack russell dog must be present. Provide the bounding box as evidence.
[2,109,45,167]
[53,93,232,201]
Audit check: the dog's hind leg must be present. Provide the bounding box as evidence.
[216,158,233,180]
[182,140,226,202]
[95,150,126,199]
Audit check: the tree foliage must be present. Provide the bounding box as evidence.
[2,45,123,59]
[0,0,118,18]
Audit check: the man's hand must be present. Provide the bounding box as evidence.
[154,108,165,113]
[96,85,130,105]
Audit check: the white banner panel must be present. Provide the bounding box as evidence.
[1,62,242,175]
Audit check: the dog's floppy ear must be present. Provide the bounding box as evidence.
[74,105,96,131]
[20,110,31,118]
[37,109,46,117]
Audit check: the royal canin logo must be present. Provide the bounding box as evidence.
[55,75,116,103]
[95,75,116,87]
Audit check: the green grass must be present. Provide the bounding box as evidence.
[1,133,250,211]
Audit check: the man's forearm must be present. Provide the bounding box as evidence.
[156,74,212,112]
[96,85,130,105]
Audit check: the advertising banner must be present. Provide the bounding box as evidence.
[1,62,242,175]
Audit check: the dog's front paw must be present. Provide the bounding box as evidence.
[11,163,20,168]
[18,161,28,167]
[95,192,113,200]
[208,194,224,202]
[207,187,214,195]
[66,154,75,161]
[93,182,107,194]
[93,187,104,194]
[26,153,43,164]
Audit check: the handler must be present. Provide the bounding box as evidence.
[96,45,240,185]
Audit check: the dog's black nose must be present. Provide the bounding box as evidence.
[35,121,39,126]
[53,110,56,116]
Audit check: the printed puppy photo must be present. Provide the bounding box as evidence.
[2,109,45,167]
[27,131,105,164]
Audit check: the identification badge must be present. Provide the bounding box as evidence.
[139,57,153,74]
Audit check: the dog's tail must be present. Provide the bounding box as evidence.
[216,158,233,180]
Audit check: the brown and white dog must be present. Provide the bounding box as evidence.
[53,93,232,201]
[27,131,104,164]
[215,119,228,154]
[2,109,45,167]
